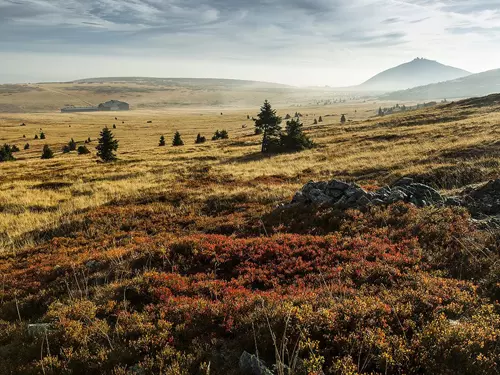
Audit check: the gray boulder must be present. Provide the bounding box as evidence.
[239,351,273,375]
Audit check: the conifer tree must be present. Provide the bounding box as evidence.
[0,144,15,162]
[34,134,39,140]
[314,119,318,125]
[68,138,77,151]
[159,135,166,146]
[96,127,119,162]
[318,116,323,122]
[254,100,282,153]
[41,145,54,159]
[172,131,184,146]
[280,119,314,152]
[77,145,90,155]
[24,143,30,150]
[195,133,206,144]
[340,114,346,124]
[40,132,46,140]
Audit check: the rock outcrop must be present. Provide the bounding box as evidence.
[239,352,273,375]
[287,177,500,222]
[291,177,444,209]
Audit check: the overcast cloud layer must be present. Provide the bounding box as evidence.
[0,0,499,85]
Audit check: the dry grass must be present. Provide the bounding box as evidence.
[1,99,500,251]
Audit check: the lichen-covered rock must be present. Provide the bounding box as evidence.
[289,179,444,209]
[239,351,273,375]
[462,179,500,216]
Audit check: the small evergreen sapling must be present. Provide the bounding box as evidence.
[41,145,54,159]
[172,131,184,146]
[40,132,46,140]
[69,138,77,151]
[0,144,15,162]
[77,145,90,155]
[341,114,346,123]
[195,134,206,144]
[11,145,20,152]
[159,135,166,147]
[34,134,39,140]
[96,127,119,162]
[24,143,30,150]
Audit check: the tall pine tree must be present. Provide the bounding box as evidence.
[254,100,282,153]
[96,127,119,162]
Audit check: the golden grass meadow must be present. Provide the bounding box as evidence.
[0,87,499,374]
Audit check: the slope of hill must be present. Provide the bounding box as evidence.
[359,58,470,91]
[383,68,500,100]
[71,77,293,89]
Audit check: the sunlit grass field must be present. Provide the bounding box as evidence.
[1,94,500,374]
[1,99,500,251]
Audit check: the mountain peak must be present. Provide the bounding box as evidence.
[359,58,471,91]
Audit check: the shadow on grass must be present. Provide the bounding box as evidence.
[223,151,273,164]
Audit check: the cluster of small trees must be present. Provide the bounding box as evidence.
[254,100,313,153]
[212,130,228,140]
[195,134,206,144]
[158,130,228,147]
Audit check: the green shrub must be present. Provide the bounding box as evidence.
[24,143,30,150]
[41,145,54,159]
[77,145,90,155]
[212,130,229,140]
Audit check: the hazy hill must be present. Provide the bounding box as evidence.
[71,77,293,89]
[358,58,470,91]
[383,69,500,100]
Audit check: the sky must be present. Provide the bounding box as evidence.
[0,0,499,86]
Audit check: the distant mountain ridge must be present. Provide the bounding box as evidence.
[383,68,500,101]
[70,77,293,89]
[359,58,471,91]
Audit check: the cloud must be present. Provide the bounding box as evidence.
[0,0,499,85]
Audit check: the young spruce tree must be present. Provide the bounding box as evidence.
[68,138,77,151]
[254,100,282,153]
[281,118,314,152]
[96,127,119,162]
[159,135,166,146]
[172,131,184,146]
[41,145,54,159]
[0,144,15,162]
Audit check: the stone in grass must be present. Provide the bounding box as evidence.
[239,351,273,375]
